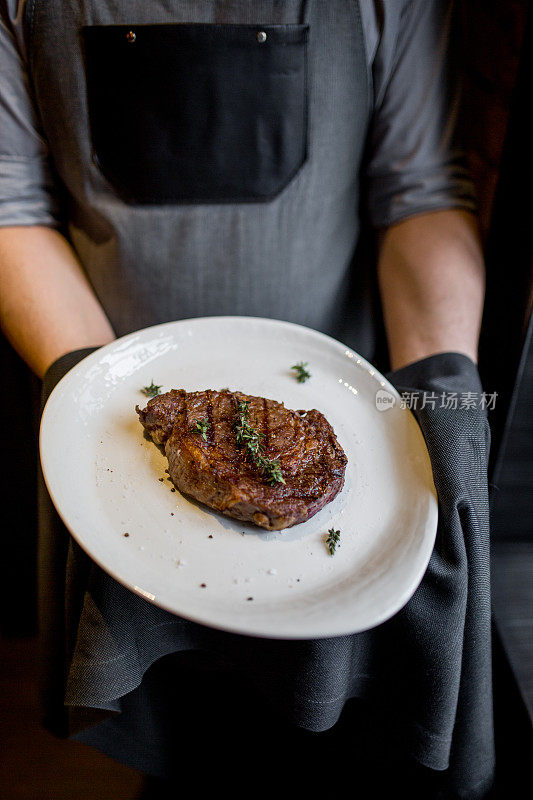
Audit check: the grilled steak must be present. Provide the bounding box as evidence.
[136,389,347,531]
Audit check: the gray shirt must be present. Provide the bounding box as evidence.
[0,0,475,355]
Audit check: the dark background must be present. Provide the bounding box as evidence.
[1,1,532,797]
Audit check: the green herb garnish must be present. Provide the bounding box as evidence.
[190,418,211,441]
[325,528,341,555]
[291,361,311,383]
[141,380,162,398]
[234,400,285,485]
[253,452,285,485]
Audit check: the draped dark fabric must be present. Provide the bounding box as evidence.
[40,350,494,799]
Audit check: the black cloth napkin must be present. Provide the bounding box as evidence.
[39,349,494,799]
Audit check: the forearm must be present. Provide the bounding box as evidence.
[377,210,485,371]
[0,226,115,378]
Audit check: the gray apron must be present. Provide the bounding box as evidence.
[29,0,375,352]
[35,0,372,750]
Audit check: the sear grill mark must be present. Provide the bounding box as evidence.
[262,397,270,452]
[206,390,215,446]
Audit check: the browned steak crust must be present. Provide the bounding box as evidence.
[136,390,347,531]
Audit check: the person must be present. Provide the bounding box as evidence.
[0,1,492,797]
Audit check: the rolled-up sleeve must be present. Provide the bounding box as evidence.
[365,0,476,229]
[0,3,61,228]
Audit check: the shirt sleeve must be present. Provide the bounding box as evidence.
[364,0,476,229]
[0,2,62,228]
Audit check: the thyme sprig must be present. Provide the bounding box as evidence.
[141,380,162,398]
[254,452,285,485]
[325,528,341,556]
[291,361,311,383]
[190,418,211,441]
[234,401,285,485]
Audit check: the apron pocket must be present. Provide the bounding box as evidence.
[82,23,309,204]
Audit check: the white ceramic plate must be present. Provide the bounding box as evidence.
[40,316,437,639]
